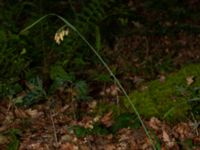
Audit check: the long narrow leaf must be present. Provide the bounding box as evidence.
[20,15,49,34]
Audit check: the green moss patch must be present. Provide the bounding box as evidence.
[124,63,200,122]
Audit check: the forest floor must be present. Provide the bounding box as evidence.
[0,34,200,150]
[0,99,199,150]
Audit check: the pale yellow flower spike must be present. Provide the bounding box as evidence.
[54,29,69,45]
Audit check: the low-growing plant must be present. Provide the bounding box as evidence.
[70,123,110,138]
[112,113,141,133]
[70,113,141,138]
[6,128,21,150]
[13,76,47,107]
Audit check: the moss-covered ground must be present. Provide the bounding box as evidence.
[124,63,200,122]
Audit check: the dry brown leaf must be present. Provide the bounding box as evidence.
[149,117,161,131]
[106,134,113,140]
[89,101,97,112]
[117,142,128,150]
[118,133,130,142]
[193,136,200,145]
[80,116,94,129]
[14,108,28,118]
[141,142,150,150]
[93,115,100,122]
[140,85,148,91]
[141,137,155,150]
[110,85,120,96]
[186,76,194,85]
[0,126,8,132]
[101,111,113,127]
[105,144,116,150]
[26,109,41,119]
[3,112,14,125]
[0,134,9,144]
[60,142,78,150]
[26,143,44,150]
[52,105,69,117]
[61,135,73,142]
[173,123,193,139]
[25,81,36,91]
[79,145,90,150]
[84,120,93,129]
[159,75,166,83]
[133,76,144,84]
[130,140,137,150]
[162,130,170,143]
[103,85,120,96]
[162,130,175,148]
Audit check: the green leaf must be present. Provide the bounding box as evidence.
[22,92,41,107]
[7,136,20,150]
[95,74,112,82]
[112,113,140,133]
[7,128,21,150]
[50,65,74,82]
[73,126,88,138]
[75,80,90,100]
[92,123,109,135]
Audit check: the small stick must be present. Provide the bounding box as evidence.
[49,111,59,148]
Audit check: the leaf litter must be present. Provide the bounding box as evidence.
[0,98,199,150]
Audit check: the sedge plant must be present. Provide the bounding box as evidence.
[20,13,157,150]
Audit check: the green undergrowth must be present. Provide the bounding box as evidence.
[71,113,141,138]
[124,63,200,122]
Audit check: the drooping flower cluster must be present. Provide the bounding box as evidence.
[54,29,69,45]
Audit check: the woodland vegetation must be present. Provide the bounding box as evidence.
[0,0,200,149]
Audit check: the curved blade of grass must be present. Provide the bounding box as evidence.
[20,15,48,34]
[20,13,156,150]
